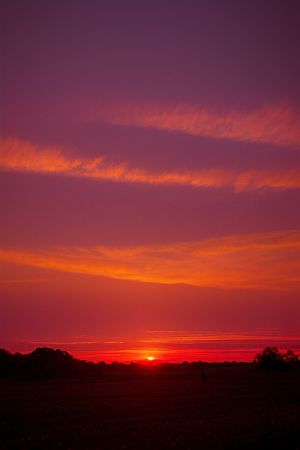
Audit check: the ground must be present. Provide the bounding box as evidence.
[1,365,299,449]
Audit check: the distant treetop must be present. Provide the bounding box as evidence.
[254,347,299,371]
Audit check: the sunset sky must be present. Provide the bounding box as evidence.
[0,0,299,363]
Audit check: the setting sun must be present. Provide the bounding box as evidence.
[147,357,154,361]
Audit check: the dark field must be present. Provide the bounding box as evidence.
[1,365,299,450]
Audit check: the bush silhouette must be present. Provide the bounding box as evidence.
[254,347,299,371]
[0,347,77,379]
[283,349,300,369]
[26,347,75,378]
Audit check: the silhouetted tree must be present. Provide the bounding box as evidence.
[254,347,299,371]
[29,347,73,361]
[282,349,300,369]
[0,349,27,377]
[0,349,13,377]
[20,347,75,378]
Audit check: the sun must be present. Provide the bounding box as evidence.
[147,356,154,361]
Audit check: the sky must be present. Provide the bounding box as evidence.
[0,0,299,363]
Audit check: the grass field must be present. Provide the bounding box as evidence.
[1,365,299,449]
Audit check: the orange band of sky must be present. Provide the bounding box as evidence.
[1,230,299,290]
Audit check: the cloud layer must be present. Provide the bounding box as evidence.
[1,230,299,290]
[1,137,299,192]
[79,100,300,147]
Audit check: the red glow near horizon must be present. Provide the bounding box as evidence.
[3,328,299,364]
[10,347,300,365]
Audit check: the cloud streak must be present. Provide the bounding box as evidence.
[1,137,299,192]
[79,100,300,147]
[1,230,299,290]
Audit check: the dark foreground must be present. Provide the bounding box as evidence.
[1,365,299,450]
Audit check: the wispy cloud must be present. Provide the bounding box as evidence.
[234,168,300,192]
[1,137,299,191]
[78,99,300,147]
[1,230,299,290]
[140,329,300,344]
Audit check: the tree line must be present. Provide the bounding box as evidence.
[0,346,299,380]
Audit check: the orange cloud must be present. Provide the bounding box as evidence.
[1,137,299,191]
[1,230,299,290]
[234,168,300,192]
[0,136,105,175]
[79,100,300,147]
